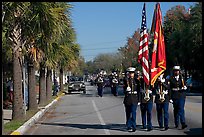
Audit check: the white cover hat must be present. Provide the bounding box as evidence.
[173,66,180,70]
[126,67,136,72]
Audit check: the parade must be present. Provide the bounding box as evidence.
[2,2,201,135]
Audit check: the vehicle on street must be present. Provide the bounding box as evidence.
[65,76,86,94]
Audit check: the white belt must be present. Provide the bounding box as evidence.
[172,88,182,91]
[127,91,137,94]
[156,90,168,94]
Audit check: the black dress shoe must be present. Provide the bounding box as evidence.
[132,128,136,132]
[127,128,132,132]
[142,126,147,129]
[164,127,169,130]
[159,126,164,129]
[182,124,187,129]
[147,128,153,131]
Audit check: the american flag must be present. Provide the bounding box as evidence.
[138,3,150,86]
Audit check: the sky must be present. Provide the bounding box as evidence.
[70,2,196,62]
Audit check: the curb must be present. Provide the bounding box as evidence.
[10,93,65,135]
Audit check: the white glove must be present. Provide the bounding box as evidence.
[182,86,187,90]
[126,87,131,92]
[161,78,165,83]
[148,90,152,94]
[169,99,173,103]
[138,102,141,105]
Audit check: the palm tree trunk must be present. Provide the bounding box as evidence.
[28,62,37,110]
[12,49,25,120]
[59,68,64,92]
[12,23,25,120]
[46,68,52,101]
[39,65,46,106]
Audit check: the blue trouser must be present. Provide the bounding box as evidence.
[111,86,118,96]
[97,86,103,97]
[140,103,153,129]
[172,98,186,126]
[53,86,59,96]
[125,104,137,129]
[156,102,169,128]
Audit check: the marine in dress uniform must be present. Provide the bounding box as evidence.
[154,72,170,130]
[96,73,105,97]
[138,72,153,131]
[110,72,119,96]
[123,67,141,132]
[168,65,188,129]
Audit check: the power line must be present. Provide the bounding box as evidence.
[81,47,121,50]
[80,40,125,46]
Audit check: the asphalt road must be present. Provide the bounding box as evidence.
[24,82,202,135]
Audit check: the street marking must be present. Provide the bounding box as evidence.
[10,131,21,135]
[92,100,110,135]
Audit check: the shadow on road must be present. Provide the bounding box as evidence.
[39,122,128,132]
[184,128,202,135]
[186,92,202,96]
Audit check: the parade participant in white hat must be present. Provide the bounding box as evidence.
[168,65,187,129]
[123,67,141,132]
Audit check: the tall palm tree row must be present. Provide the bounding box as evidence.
[2,2,79,121]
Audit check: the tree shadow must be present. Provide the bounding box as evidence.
[39,122,128,132]
[184,128,202,135]
[186,92,202,96]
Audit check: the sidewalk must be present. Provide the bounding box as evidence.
[3,109,12,124]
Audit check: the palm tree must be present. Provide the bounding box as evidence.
[56,25,80,92]
[2,2,30,120]
[43,2,77,96]
[23,2,72,105]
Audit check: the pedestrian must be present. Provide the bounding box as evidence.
[168,65,188,129]
[123,67,141,132]
[6,77,13,103]
[154,72,170,131]
[96,73,104,97]
[138,71,153,131]
[53,78,59,96]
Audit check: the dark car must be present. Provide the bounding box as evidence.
[186,77,203,92]
[65,76,86,94]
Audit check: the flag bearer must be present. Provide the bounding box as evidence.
[168,66,188,129]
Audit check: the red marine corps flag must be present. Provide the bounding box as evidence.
[150,3,166,86]
[138,3,150,86]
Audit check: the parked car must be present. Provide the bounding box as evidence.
[186,77,203,92]
[65,76,86,94]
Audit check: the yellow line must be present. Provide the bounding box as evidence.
[10,131,21,135]
[55,93,65,101]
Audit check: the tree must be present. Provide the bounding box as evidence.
[23,2,74,104]
[163,3,202,79]
[2,2,31,120]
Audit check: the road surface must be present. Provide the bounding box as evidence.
[25,82,202,135]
